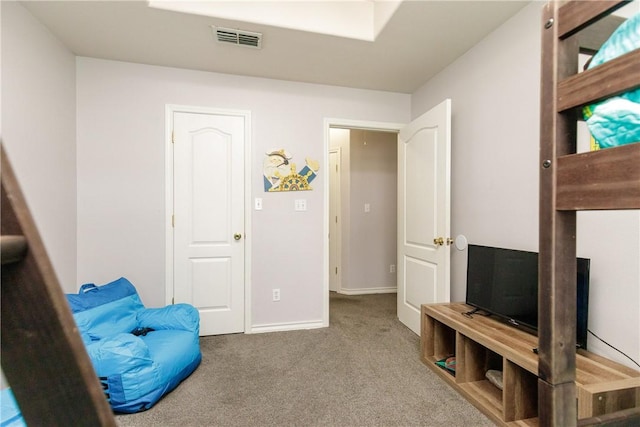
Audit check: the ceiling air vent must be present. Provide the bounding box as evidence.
[212,26,262,49]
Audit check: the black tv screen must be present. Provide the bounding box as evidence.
[465,244,590,349]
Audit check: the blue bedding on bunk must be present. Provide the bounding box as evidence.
[583,12,640,149]
[0,389,25,427]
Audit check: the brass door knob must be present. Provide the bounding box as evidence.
[234,233,242,241]
[434,237,453,246]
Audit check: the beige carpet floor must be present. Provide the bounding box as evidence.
[115,292,493,427]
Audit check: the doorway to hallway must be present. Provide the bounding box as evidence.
[324,119,403,326]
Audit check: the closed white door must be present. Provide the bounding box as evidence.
[172,110,246,336]
[397,99,451,334]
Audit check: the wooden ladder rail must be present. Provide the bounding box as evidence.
[1,145,116,426]
[539,1,640,426]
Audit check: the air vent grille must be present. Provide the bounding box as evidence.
[212,26,262,49]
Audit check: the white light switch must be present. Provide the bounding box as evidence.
[255,198,263,210]
[295,199,307,211]
[364,203,370,213]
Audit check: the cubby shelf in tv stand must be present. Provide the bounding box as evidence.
[420,303,640,427]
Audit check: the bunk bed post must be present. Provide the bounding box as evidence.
[1,145,116,426]
[539,1,580,426]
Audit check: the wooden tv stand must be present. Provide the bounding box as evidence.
[420,303,640,426]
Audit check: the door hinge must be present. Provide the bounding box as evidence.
[336,164,338,172]
[171,130,175,144]
[172,215,175,227]
[335,267,338,274]
[335,216,338,223]
[172,297,175,305]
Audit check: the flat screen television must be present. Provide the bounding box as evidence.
[465,244,590,349]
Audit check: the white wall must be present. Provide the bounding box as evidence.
[76,58,410,329]
[411,2,640,368]
[1,1,77,288]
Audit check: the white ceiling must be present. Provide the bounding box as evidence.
[22,1,530,94]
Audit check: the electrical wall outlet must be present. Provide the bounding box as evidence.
[272,288,281,302]
[390,264,396,273]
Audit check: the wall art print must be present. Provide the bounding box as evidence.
[263,149,320,192]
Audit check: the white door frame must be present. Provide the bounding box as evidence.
[165,104,253,333]
[323,118,404,325]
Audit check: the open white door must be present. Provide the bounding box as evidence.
[397,99,451,334]
[172,108,248,336]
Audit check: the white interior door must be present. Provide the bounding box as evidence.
[397,99,451,334]
[329,148,341,292]
[172,110,246,336]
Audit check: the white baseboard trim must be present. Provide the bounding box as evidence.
[249,319,325,334]
[338,286,397,295]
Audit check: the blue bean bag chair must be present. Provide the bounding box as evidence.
[66,277,202,413]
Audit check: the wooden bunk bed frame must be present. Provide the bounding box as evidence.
[539,1,640,426]
[1,145,116,426]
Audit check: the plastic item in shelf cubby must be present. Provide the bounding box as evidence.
[435,356,456,376]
